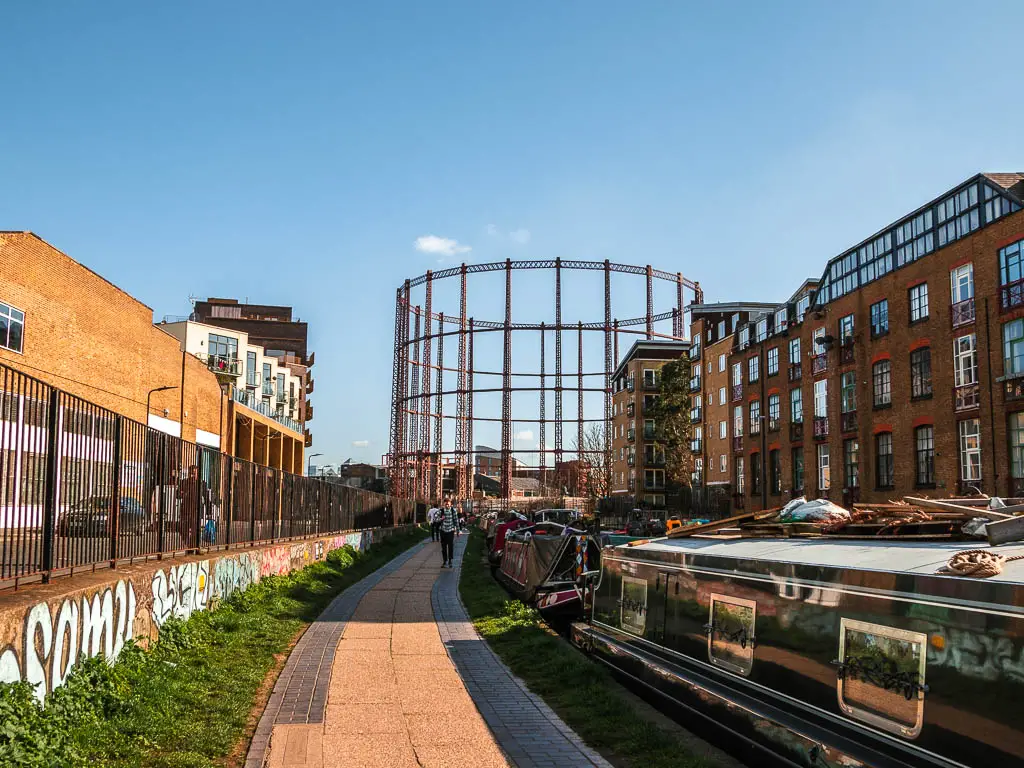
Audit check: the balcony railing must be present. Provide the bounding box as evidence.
[689,344,701,361]
[731,384,743,402]
[276,389,287,403]
[1001,278,1024,311]
[627,428,636,442]
[649,454,666,467]
[643,378,660,391]
[767,417,780,433]
[643,397,657,413]
[811,354,828,375]
[262,381,275,396]
[628,479,636,492]
[690,439,702,453]
[790,421,804,442]
[840,343,855,365]
[643,426,657,440]
[644,481,666,491]
[233,387,302,434]
[789,363,802,381]
[1005,377,1024,402]
[690,409,701,424]
[689,376,701,393]
[952,297,976,328]
[627,454,635,466]
[955,383,980,410]
[813,416,829,439]
[841,410,857,433]
[626,379,635,392]
[206,354,242,377]
[626,402,635,417]
[732,435,743,453]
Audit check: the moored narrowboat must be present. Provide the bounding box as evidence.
[571,537,1024,768]
[497,524,601,616]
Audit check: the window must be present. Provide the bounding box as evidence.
[959,419,981,482]
[792,448,804,491]
[775,307,788,332]
[707,392,713,407]
[750,454,761,494]
[1000,238,1024,309]
[719,420,727,439]
[817,444,830,490]
[915,426,935,486]
[731,362,742,387]
[645,394,658,411]
[1011,413,1024,483]
[840,371,856,413]
[814,379,827,418]
[707,593,757,676]
[950,264,974,304]
[813,326,826,353]
[756,318,767,342]
[748,356,759,383]
[870,300,889,338]
[644,469,665,490]
[733,405,743,437]
[720,454,727,473]
[717,321,726,338]
[767,347,779,376]
[643,368,658,388]
[1003,319,1024,376]
[705,360,711,375]
[876,432,894,488]
[719,387,726,405]
[736,457,745,494]
[796,295,811,322]
[789,337,800,365]
[838,314,854,344]
[936,184,980,247]
[790,388,803,423]
[872,360,891,407]
[843,439,859,488]
[768,393,780,429]
[0,302,25,353]
[246,351,258,387]
[739,326,750,349]
[719,353,726,372]
[910,348,932,399]
[263,363,273,393]
[954,334,978,385]
[644,419,656,439]
[769,450,781,494]
[749,400,761,434]
[909,283,929,322]
[208,333,238,359]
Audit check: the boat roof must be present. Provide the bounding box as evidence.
[620,537,1024,584]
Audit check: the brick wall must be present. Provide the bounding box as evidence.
[0,232,224,441]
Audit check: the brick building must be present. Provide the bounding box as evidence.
[725,172,1024,511]
[610,340,690,509]
[0,232,225,444]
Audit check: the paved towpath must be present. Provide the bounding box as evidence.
[255,536,610,768]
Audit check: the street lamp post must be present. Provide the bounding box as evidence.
[308,452,323,477]
[146,385,179,422]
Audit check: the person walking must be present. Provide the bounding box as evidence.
[428,506,441,541]
[438,497,459,568]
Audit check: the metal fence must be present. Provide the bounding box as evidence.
[0,362,414,589]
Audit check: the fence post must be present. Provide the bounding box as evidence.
[225,455,234,547]
[40,389,60,582]
[109,414,123,563]
[156,436,166,557]
[250,465,257,545]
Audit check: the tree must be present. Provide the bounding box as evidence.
[576,422,610,503]
[646,357,694,490]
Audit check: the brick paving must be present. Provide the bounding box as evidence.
[253,535,610,767]
[433,537,612,768]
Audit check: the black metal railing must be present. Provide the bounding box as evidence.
[0,361,413,589]
[1005,377,1024,402]
[841,411,857,433]
[840,343,855,365]
[789,363,802,381]
[790,421,804,442]
[732,435,743,453]
[690,439,702,453]
[813,416,829,439]
[951,298,975,328]
[731,384,743,402]
[955,383,980,410]
[1001,278,1024,311]
[768,417,780,433]
[812,354,828,375]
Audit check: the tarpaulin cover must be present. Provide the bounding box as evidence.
[500,533,575,600]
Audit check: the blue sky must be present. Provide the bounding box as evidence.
[3,2,1024,467]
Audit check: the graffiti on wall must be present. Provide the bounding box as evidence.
[212,552,259,602]
[0,580,138,702]
[260,546,291,578]
[151,561,211,627]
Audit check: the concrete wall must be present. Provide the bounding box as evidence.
[0,526,410,702]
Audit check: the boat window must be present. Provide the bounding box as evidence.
[620,575,647,636]
[836,619,928,739]
[705,594,756,676]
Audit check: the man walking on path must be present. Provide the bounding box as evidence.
[439,497,459,567]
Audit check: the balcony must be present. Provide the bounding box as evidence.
[952,298,976,328]
[689,409,701,424]
[689,376,701,393]
[206,354,242,377]
[811,354,828,375]
[813,416,829,439]
[644,480,666,491]
[262,381,275,397]
[767,417,780,433]
[626,378,635,393]
[643,397,658,413]
[649,454,666,467]
[731,384,743,402]
[1005,377,1024,403]
[643,426,657,440]
[841,411,857,433]
[790,421,804,442]
[955,383,980,410]
[689,344,701,361]
[306,377,314,394]
[1001,278,1024,311]
[233,387,303,434]
[789,363,802,381]
[627,453,635,467]
[304,428,312,448]
[839,342,855,365]
[690,439,702,453]
[626,402,635,417]
[627,427,636,442]
[643,378,660,391]
[732,435,743,453]
[305,402,314,421]
[276,389,287,404]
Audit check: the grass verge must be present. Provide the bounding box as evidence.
[458,528,716,768]
[0,526,428,768]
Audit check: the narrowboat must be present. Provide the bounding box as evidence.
[571,537,1024,768]
[497,524,601,615]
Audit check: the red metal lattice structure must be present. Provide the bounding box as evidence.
[387,259,701,504]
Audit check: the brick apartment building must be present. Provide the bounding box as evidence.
[720,172,1024,512]
[610,340,690,508]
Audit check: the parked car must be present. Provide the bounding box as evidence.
[57,496,147,537]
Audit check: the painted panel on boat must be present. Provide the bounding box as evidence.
[707,594,756,676]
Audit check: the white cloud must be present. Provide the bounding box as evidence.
[514,429,534,441]
[414,235,471,256]
[485,224,499,237]
[351,440,369,448]
[508,228,531,244]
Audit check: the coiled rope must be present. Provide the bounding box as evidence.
[941,549,1024,578]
